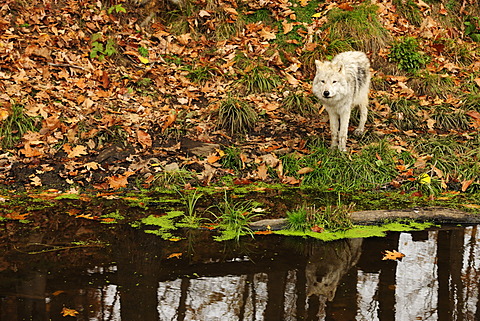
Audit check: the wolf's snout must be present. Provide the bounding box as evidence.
[323,91,330,98]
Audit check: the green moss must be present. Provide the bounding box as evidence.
[138,211,184,240]
[274,220,436,241]
[54,194,81,200]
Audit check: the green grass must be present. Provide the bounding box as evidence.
[213,193,263,241]
[216,96,258,135]
[286,201,355,232]
[282,91,318,116]
[326,2,390,53]
[221,146,244,171]
[179,190,203,227]
[388,37,429,73]
[0,104,39,149]
[288,141,399,191]
[238,64,280,94]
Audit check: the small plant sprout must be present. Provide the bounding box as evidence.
[180,189,203,226]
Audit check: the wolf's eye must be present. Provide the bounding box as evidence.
[321,80,325,83]
[332,80,337,84]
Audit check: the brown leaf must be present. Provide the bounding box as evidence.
[20,143,44,157]
[106,171,135,189]
[257,164,268,180]
[297,167,314,175]
[474,78,480,88]
[137,130,152,149]
[64,144,88,158]
[162,113,177,132]
[259,27,276,41]
[282,20,293,34]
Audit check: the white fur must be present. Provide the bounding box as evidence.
[312,51,371,152]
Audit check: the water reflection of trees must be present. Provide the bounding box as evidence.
[1,226,480,320]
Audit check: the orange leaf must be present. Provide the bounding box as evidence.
[207,154,221,164]
[5,212,29,220]
[167,252,183,259]
[259,27,276,40]
[474,77,480,88]
[311,225,324,233]
[382,250,405,261]
[75,214,96,220]
[462,204,480,209]
[461,178,475,192]
[254,230,273,235]
[61,307,79,317]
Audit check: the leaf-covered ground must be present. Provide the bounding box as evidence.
[0,0,479,196]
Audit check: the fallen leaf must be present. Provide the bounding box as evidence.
[137,130,152,149]
[5,212,29,220]
[257,163,268,180]
[167,252,183,259]
[418,173,431,185]
[61,307,79,317]
[106,171,135,189]
[282,20,293,34]
[254,230,273,235]
[207,154,221,164]
[297,167,314,175]
[162,112,177,132]
[462,204,480,209]
[259,27,276,41]
[63,144,88,158]
[20,143,44,157]
[382,250,405,261]
[311,225,324,233]
[461,178,475,192]
[474,78,480,88]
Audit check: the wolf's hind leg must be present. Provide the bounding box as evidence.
[353,101,368,136]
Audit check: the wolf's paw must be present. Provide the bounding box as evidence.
[353,128,364,136]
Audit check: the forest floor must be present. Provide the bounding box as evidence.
[1,0,480,224]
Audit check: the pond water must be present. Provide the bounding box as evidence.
[1,224,479,320]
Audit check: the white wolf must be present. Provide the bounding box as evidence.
[312,51,371,152]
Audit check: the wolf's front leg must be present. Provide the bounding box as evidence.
[327,109,339,149]
[338,109,351,152]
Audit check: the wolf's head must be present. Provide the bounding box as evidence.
[312,60,349,103]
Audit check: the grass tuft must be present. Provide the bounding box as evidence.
[216,96,258,135]
[0,104,39,149]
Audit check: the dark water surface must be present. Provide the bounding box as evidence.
[1,225,479,320]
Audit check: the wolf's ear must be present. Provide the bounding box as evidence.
[315,60,323,69]
[337,63,344,73]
